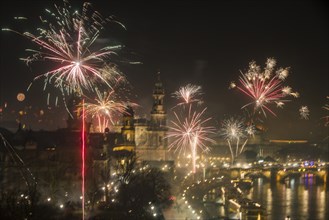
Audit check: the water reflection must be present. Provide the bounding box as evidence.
[317,187,325,220]
[247,176,328,220]
[266,187,272,217]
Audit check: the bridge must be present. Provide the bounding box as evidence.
[182,176,266,219]
[206,164,328,183]
[182,164,328,219]
[178,162,328,219]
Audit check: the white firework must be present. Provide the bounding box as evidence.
[299,106,310,120]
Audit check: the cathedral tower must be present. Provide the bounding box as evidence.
[148,72,167,149]
[150,72,166,128]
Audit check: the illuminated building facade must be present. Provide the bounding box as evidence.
[134,72,171,161]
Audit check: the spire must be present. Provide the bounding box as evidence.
[153,71,164,95]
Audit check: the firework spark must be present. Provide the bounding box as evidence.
[220,117,255,163]
[230,58,298,117]
[172,84,203,107]
[299,106,310,120]
[3,1,126,94]
[166,107,215,173]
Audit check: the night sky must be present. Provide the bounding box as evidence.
[1,0,328,139]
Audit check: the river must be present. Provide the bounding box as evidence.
[246,176,329,220]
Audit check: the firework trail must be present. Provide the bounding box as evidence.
[81,99,86,220]
[299,106,310,120]
[230,58,298,118]
[83,89,137,132]
[220,117,255,163]
[3,0,126,95]
[166,106,216,173]
[323,97,329,126]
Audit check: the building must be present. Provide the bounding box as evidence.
[134,72,172,162]
[0,72,174,203]
[89,72,173,163]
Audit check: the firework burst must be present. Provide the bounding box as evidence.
[299,106,310,120]
[3,1,126,94]
[83,89,136,132]
[230,58,298,118]
[220,117,255,163]
[166,107,216,173]
[172,84,203,107]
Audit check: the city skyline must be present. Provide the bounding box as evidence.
[0,0,328,139]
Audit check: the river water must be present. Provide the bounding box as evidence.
[246,176,329,220]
